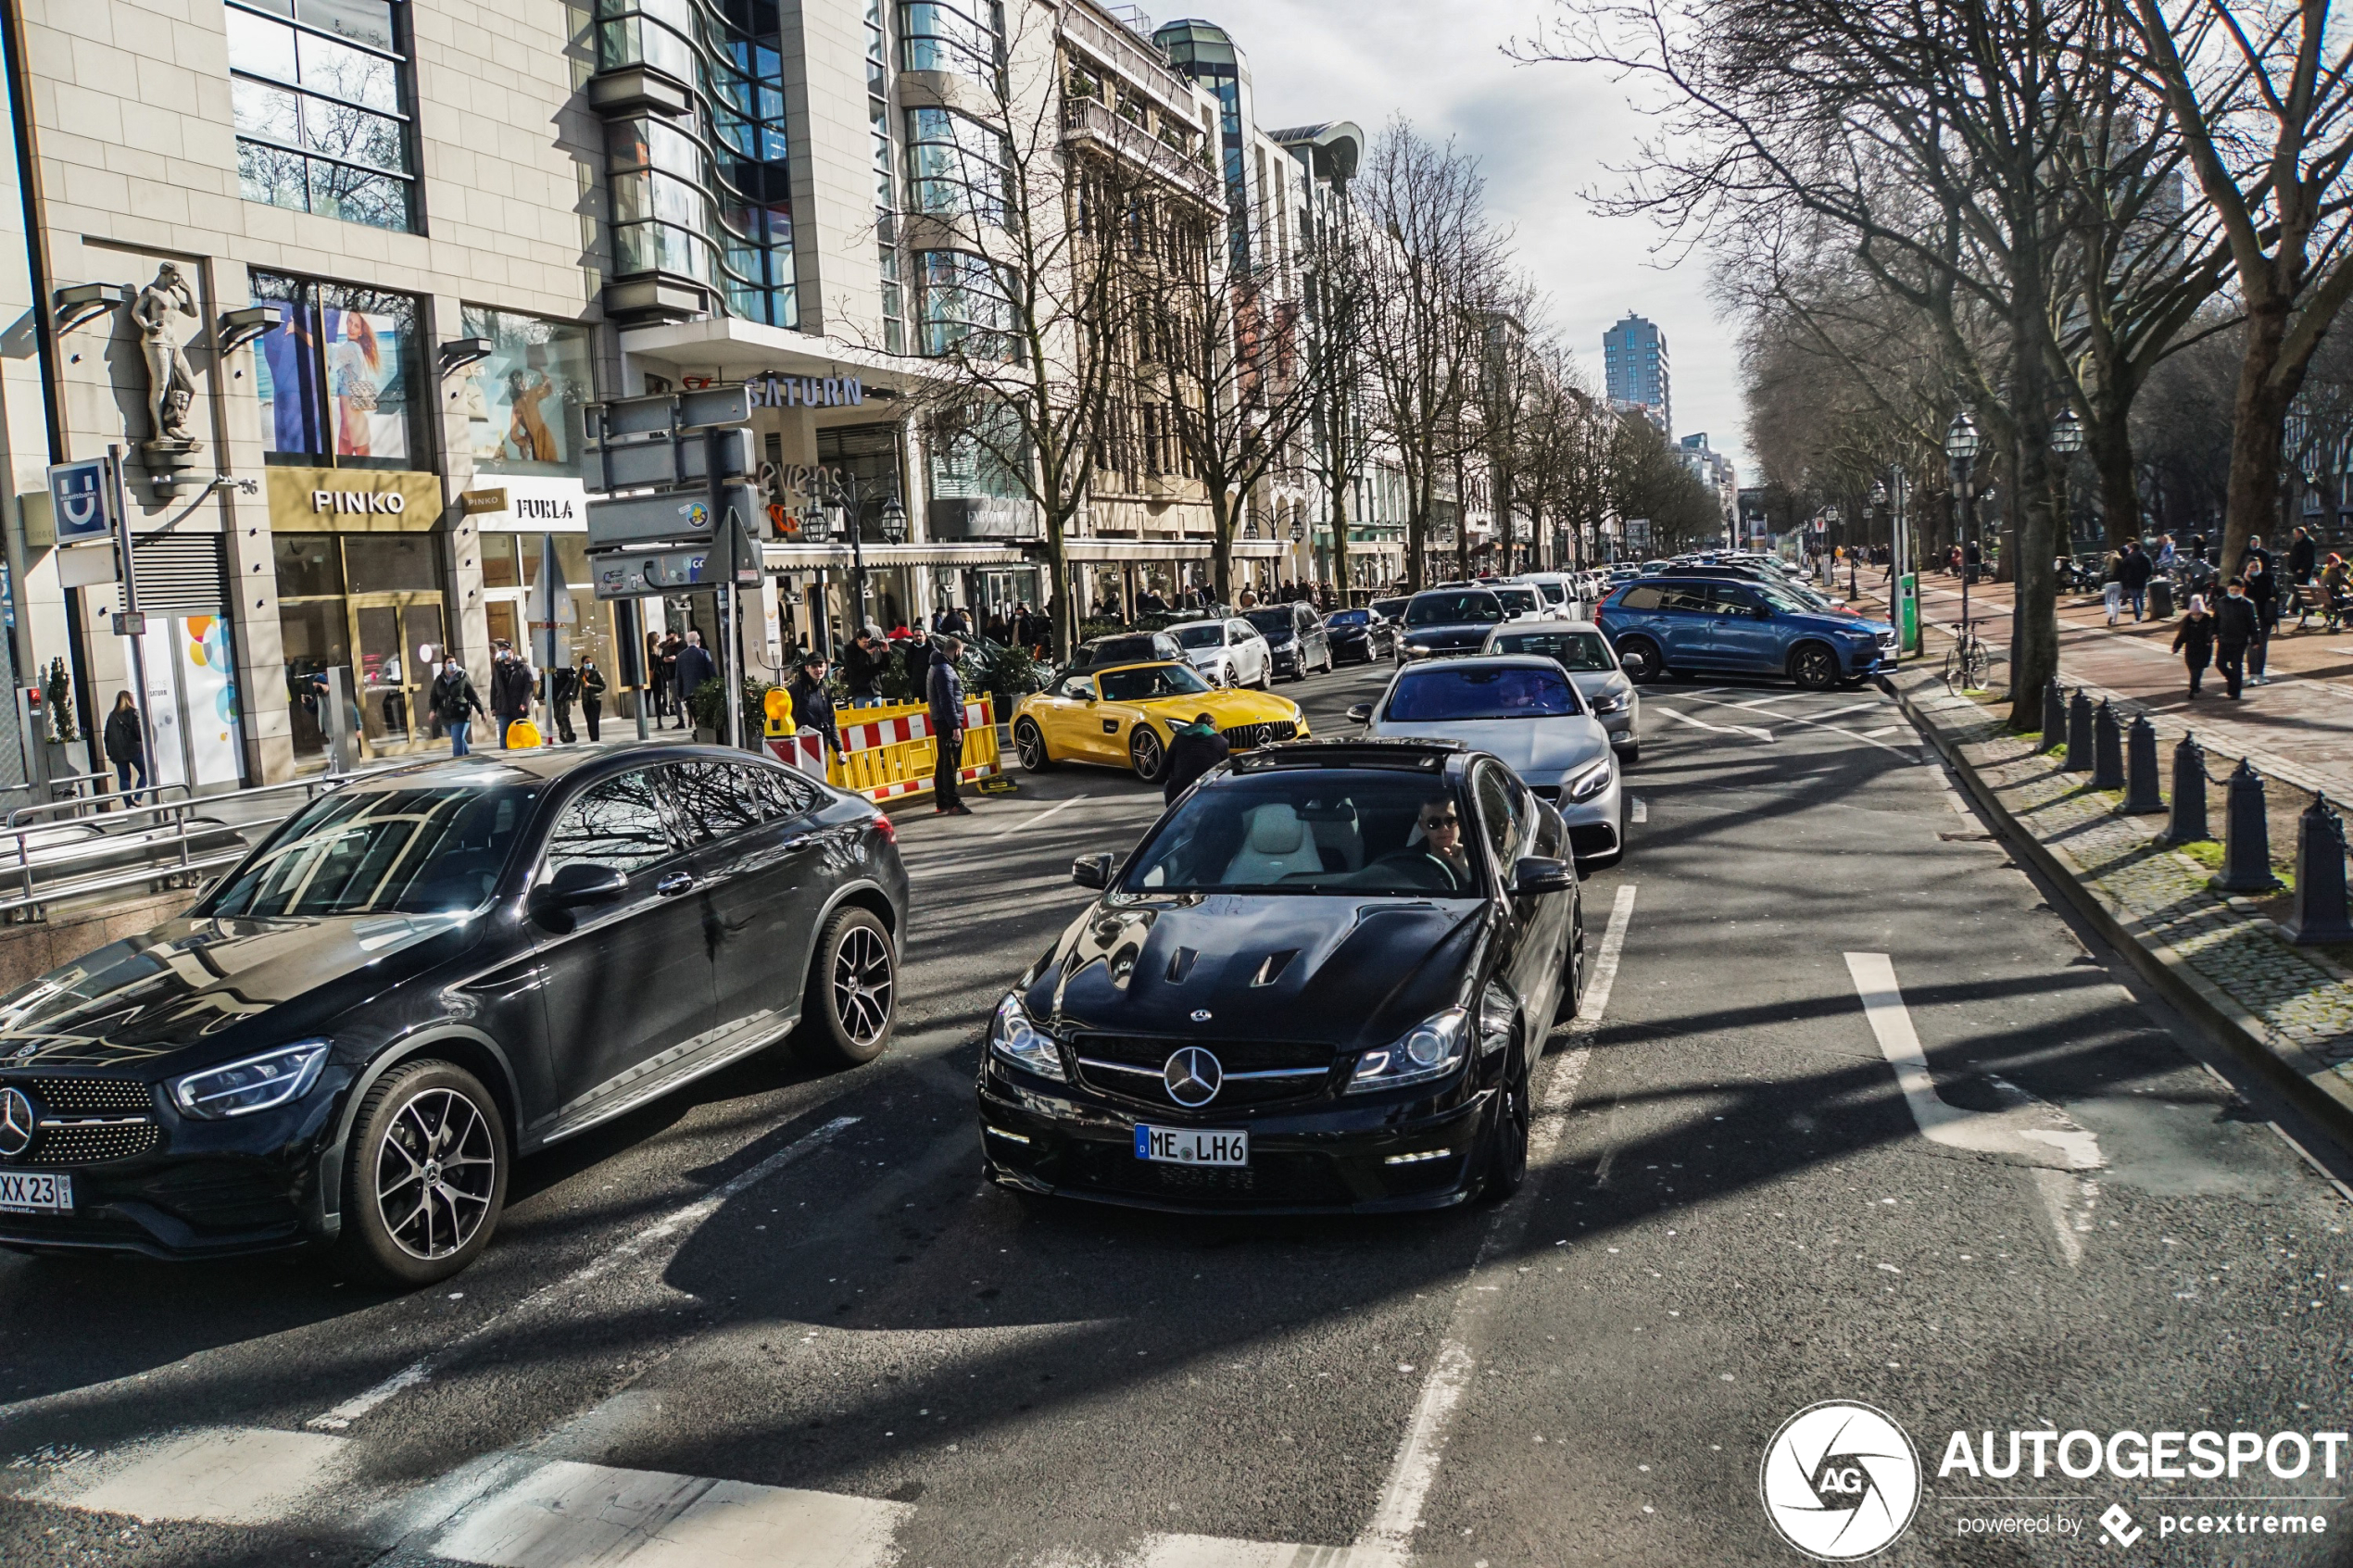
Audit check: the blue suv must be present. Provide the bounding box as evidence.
[1595,576,1894,688]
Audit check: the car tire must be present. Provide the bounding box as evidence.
[1014,719,1054,771]
[1791,643,1841,690]
[1129,726,1166,783]
[794,905,897,1069]
[1321,646,1334,674]
[1481,1047,1531,1202]
[1617,637,1663,684]
[333,1060,509,1289]
[1561,909,1586,1023]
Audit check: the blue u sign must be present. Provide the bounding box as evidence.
[46,458,113,544]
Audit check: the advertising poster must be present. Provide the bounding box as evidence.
[323,306,410,462]
[463,312,591,478]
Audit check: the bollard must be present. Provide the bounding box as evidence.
[2066,689,2095,771]
[2211,759,2282,893]
[2091,699,2125,788]
[2165,733,2210,844]
[2120,715,2164,813]
[2039,678,2065,754]
[2285,795,2353,944]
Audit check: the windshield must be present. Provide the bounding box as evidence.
[1535,582,1567,603]
[1372,598,1409,620]
[1173,624,1226,650]
[1387,665,1580,721]
[1405,592,1504,627]
[207,784,539,918]
[1753,579,1822,613]
[1121,773,1484,897]
[1245,608,1299,638]
[1099,663,1214,700]
[1082,636,1161,664]
[1493,586,1539,613]
[1328,609,1367,627]
[1491,631,1617,672]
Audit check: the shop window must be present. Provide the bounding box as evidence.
[225,0,419,232]
[272,533,346,597]
[250,271,427,470]
[345,534,439,594]
[479,533,521,590]
[459,307,596,478]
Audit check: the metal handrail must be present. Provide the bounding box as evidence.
[10,782,193,828]
[0,772,347,917]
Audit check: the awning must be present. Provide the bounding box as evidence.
[1062,539,1218,563]
[763,542,1029,571]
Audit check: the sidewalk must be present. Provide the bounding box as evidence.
[1890,661,2353,1143]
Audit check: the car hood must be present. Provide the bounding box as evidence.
[1137,690,1302,730]
[1567,671,1633,706]
[1782,608,1882,635]
[1402,622,1501,650]
[0,911,484,1071]
[1024,895,1487,1053]
[1368,716,1611,779]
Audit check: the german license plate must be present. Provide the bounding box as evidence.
[1135,1125,1248,1166]
[0,1172,70,1214]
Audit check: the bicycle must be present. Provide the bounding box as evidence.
[1943,617,1993,695]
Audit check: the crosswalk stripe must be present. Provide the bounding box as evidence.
[37,1425,352,1526]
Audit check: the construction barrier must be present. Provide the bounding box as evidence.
[767,696,1001,805]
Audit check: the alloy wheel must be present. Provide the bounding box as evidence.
[831,923,894,1047]
[1131,728,1164,781]
[373,1087,497,1262]
[1016,721,1050,770]
[1793,645,1839,690]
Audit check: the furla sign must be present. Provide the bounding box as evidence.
[473,474,589,533]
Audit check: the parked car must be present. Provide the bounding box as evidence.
[1324,607,1395,664]
[1370,596,1413,628]
[1013,660,1309,782]
[1516,572,1579,615]
[0,748,909,1285]
[1245,604,1333,680]
[1596,575,1894,689]
[1166,617,1272,689]
[1487,583,1547,622]
[978,738,1584,1212]
[1350,655,1625,868]
[1063,631,1185,676]
[1397,588,1508,662]
[1481,622,1640,761]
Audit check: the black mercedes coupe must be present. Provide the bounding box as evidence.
[977,738,1585,1212]
[0,746,907,1286]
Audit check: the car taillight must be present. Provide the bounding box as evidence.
[872,813,898,844]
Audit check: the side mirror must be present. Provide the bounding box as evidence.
[527,861,627,929]
[1072,852,1114,890]
[1347,702,1373,724]
[1513,857,1577,897]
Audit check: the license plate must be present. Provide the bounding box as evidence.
[1135,1125,1249,1166]
[0,1172,70,1214]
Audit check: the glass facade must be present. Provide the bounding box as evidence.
[898,0,1002,87]
[915,249,1010,358]
[596,0,796,327]
[226,0,418,232]
[250,271,427,470]
[869,0,902,353]
[905,107,1009,224]
[459,307,596,478]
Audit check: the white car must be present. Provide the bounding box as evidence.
[1488,582,1548,622]
[1516,572,1579,618]
[1166,617,1273,689]
[1347,654,1626,870]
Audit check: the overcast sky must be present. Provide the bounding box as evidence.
[1202,0,1752,479]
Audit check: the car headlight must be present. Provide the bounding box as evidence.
[1592,690,1630,715]
[170,1041,330,1119]
[1566,757,1613,802]
[988,993,1064,1081]
[1348,1008,1468,1093]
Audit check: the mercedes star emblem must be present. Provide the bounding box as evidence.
[0,1087,33,1158]
[1190,1009,1214,1022]
[1164,1047,1223,1108]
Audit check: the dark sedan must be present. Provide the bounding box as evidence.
[1325,607,1395,663]
[1396,588,1507,662]
[977,738,1584,1213]
[0,746,907,1286]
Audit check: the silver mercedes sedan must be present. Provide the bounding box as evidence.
[1478,621,1641,763]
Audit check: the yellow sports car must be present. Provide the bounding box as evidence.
[1012,661,1310,782]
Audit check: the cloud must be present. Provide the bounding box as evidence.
[1198,0,1751,475]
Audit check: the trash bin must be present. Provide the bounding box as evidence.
[2149,578,2174,619]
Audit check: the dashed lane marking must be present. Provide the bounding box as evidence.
[1629,797,1647,824]
[32,1426,353,1526]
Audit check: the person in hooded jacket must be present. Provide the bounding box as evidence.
[1162,713,1231,804]
[2172,596,2215,697]
[431,659,487,755]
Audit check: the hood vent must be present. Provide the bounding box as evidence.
[1165,946,1198,984]
[1251,949,1300,987]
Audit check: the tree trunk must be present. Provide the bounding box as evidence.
[2089,408,2141,549]
[2221,297,2296,577]
[2007,350,2061,732]
[1211,489,1237,608]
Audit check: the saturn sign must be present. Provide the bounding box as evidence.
[47,458,116,544]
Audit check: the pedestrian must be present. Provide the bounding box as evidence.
[2172,595,2214,697]
[103,691,146,806]
[489,646,535,747]
[2102,561,2124,626]
[431,657,486,755]
[673,629,716,728]
[2119,540,2153,621]
[1162,711,1230,804]
[548,663,578,744]
[2244,553,2277,684]
[1964,538,1982,583]
[2327,554,2353,630]
[2216,579,2257,699]
[928,634,971,815]
[2157,533,2177,571]
[786,649,837,756]
[646,632,671,722]
[578,656,607,742]
[656,633,683,727]
[843,627,887,707]
[2291,524,2318,585]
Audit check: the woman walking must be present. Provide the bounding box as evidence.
[2172,595,2215,698]
[579,656,607,742]
[2244,553,2278,684]
[104,692,146,806]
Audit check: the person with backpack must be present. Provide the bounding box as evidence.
[431,658,487,756]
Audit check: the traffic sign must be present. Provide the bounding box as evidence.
[592,548,715,599]
[585,483,759,551]
[587,428,749,495]
[110,611,145,637]
[46,458,115,544]
[585,385,751,444]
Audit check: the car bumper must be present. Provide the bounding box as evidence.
[976,1066,1494,1213]
[1533,771,1623,862]
[1267,646,1302,673]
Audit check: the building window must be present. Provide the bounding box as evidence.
[250,271,426,470]
[460,308,597,478]
[880,243,905,355]
[226,0,418,232]
[915,250,1010,358]
[898,0,1001,88]
[905,107,1008,223]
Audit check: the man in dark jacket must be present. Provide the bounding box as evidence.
[432,659,487,755]
[1162,713,1230,804]
[2117,541,2154,621]
[488,646,535,747]
[927,635,970,815]
[578,657,607,742]
[786,650,837,755]
[2216,579,2258,699]
[2291,525,2318,584]
[842,629,887,707]
[673,630,717,728]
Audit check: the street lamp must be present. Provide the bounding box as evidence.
[880,495,908,545]
[822,467,905,635]
[1947,408,1982,633]
[2049,408,2084,557]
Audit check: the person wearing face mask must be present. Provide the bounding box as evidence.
[2242,552,2277,684]
[2215,579,2258,699]
[2172,595,2214,698]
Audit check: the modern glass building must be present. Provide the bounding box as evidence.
[1604,311,1670,434]
[1155,19,1253,270]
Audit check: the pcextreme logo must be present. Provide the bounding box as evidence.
[1759,1401,1924,1561]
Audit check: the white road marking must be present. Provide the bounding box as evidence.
[1859,725,1904,739]
[307,1116,861,1431]
[990,792,1092,838]
[431,1460,914,1568]
[1132,1537,1377,1567]
[1730,693,1803,709]
[1679,692,1918,759]
[1806,699,1885,724]
[1842,954,2103,1172]
[1629,796,1647,823]
[36,1425,353,1525]
[1563,884,1638,1052]
[1655,706,1774,743]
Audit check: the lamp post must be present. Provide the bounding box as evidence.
[1947,408,1982,633]
[2049,408,2084,561]
[823,469,906,637]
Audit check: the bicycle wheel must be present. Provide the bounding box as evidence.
[1960,638,1992,692]
[1942,643,1968,696]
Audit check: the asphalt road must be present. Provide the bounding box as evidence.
[1,653,2350,1566]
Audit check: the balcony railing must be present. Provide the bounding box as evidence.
[1062,97,1222,205]
[1060,6,1197,118]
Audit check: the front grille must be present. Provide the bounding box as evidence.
[33,1121,159,1164]
[1222,720,1299,750]
[24,1077,152,1114]
[1072,1034,1334,1110]
[0,1076,159,1167]
[1529,784,1560,803]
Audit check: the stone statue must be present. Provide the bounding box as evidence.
[132,262,198,450]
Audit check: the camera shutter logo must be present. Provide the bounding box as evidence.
[1758,1400,1921,1561]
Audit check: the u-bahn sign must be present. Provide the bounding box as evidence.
[46,458,116,544]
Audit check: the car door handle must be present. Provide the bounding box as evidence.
[657,871,696,897]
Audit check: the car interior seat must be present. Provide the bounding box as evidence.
[1221,804,1325,884]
